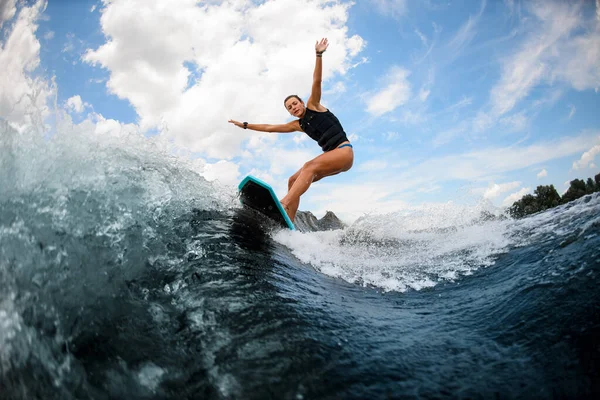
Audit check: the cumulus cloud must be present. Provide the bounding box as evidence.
[86,112,138,137]
[83,0,365,159]
[483,181,521,200]
[572,144,600,170]
[502,187,530,207]
[201,160,240,186]
[365,66,411,116]
[66,95,89,113]
[537,168,547,178]
[0,0,17,28]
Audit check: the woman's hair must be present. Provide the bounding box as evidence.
[284,95,303,107]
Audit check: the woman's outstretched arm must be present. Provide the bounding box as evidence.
[228,119,301,133]
[307,38,329,109]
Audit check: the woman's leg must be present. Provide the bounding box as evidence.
[280,146,353,221]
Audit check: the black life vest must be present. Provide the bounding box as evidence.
[298,108,348,152]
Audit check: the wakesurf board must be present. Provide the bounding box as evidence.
[238,175,295,230]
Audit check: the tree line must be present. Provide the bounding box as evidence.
[508,172,600,218]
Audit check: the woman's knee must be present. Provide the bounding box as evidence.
[302,159,317,172]
[346,156,354,171]
[288,175,296,189]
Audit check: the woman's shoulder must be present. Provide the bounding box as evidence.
[306,104,328,113]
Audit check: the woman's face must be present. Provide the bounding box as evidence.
[285,97,305,118]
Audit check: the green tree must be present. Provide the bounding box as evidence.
[509,172,599,218]
[585,177,597,194]
[561,179,587,204]
[509,194,539,218]
[534,185,561,210]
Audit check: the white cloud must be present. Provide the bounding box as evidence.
[324,81,347,96]
[537,168,547,178]
[502,187,530,207]
[370,0,407,20]
[83,0,365,159]
[447,12,478,55]
[90,113,138,137]
[201,160,240,186]
[266,147,316,176]
[418,87,430,102]
[0,0,17,28]
[572,144,600,170]
[347,34,366,57]
[553,31,600,92]
[373,132,599,199]
[419,132,598,181]
[365,66,411,116]
[444,0,485,64]
[43,30,54,40]
[483,181,521,200]
[415,29,428,46]
[490,1,599,117]
[66,95,89,113]
[299,131,597,220]
[567,104,576,119]
[0,0,52,131]
[308,180,410,221]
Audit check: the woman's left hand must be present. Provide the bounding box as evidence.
[315,38,328,53]
[228,119,244,129]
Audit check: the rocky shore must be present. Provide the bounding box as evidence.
[293,210,345,232]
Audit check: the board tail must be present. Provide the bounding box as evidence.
[238,175,295,230]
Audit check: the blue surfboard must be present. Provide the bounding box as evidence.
[238,175,295,230]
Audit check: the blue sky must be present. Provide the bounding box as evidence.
[1,0,599,221]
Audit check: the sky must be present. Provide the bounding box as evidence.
[1,0,599,221]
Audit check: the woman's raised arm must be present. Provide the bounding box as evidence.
[307,38,329,109]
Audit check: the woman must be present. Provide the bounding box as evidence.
[229,38,354,222]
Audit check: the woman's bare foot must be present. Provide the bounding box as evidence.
[280,201,293,221]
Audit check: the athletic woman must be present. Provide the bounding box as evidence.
[228,38,353,222]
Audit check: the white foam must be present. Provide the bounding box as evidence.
[274,202,512,292]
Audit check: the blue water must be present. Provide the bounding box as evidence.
[1,122,599,399]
